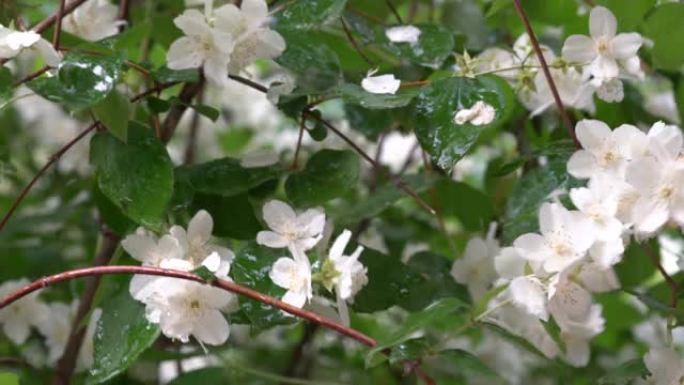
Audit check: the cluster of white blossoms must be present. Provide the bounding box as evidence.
[451,118,684,370]
[62,0,123,42]
[0,279,101,371]
[471,6,643,116]
[166,0,285,85]
[257,200,368,325]
[123,210,238,346]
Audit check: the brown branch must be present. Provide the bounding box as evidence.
[0,122,97,232]
[225,74,436,216]
[12,66,51,87]
[33,0,88,34]
[385,0,404,24]
[161,79,204,143]
[183,90,204,164]
[52,233,120,385]
[129,81,179,102]
[52,0,67,50]
[340,17,374,66]
[511,0,578,148]
[0,265,434,385]
[643,244,678,309]
[0,265,377,348]
[282,323,319,380]
[0,357,34,369]
[291,113,306,170]
[118,0,130,28]
[303,110,436,216]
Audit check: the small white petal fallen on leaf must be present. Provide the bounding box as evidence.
[385,25,421,44]
[453,101,496,125]
[361,73,401,95]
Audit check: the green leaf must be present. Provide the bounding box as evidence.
[481,321,549,359]
[366,298,467,367]
[178,157,280,197]
[0,373,19,385]
[430,179,494,231]
[378,24,455,69]
[344,104,393,140]
[438,349,502,380]
[598,0,655,31]
[388,338,433,365]
[285,149,360,206]
[0,67,12,101]
[90,122,174,230]
[276,0,348,30]
[93,183,135,237]
[231,243,298,332]
[643,3,684,71]
[190,104,220,122]
[192,193,262,240]
[414,75,515,170]
[339,83,417,109]
[335,174,437,226]
[355,247,468,314]
[152,66,199,83]
[28,51,123,110]
[598,358,650,385]
[615,240,658,288]
[92,90,132,142]
[88,279,160,384]
[485,0,510,18]
[472,284,508,319]
[502,153,579,243]
[167,368,225,385]
[276,29,343,94]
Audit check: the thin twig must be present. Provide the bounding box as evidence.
[0,122,97,232]
[303,110,436,216]
[183,89,204,164]
[118,0,130,29]
[643,244,678,309]
[33,0,89,33]
[0,266,377,348]
[340,17,374,66]
[0,357,34,369]
[12,66,50,87]
[161,79,204,143]
[385,0,404,24]
[52,0,67,50]
[291,113,306,170]
[282,323,319,381]
[52,233,120,385]
[129,81,179,102]
[510,0,578,148]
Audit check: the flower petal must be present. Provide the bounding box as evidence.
[187,210,213,246]
[589,6,617,39]
[193,310,230,346]
[610,33,642,59]
[262,200,296,233]
[562,35,597,63]
[166,36,204,70]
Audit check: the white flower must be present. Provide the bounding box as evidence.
[626,148,684,235]
[0,279,49,345]
[166,8,234,85]
[451,225,500,299]
[520,67,595,116]
[645,91,681,125]
[474,48,518,79]
[547,273,594,329]
[644,347,684,385]
[214,0,286,74]
[169,210,235,269]
[562,6,643,80]
[594,77,624,103]
[62,0,122,41]
[494,246,529,279]
[266,70,296,104]
[569,176,625,267]
[256,200,326,258]
[269,253,312,308]
[143,267,236,345]
[509,276,549,321]
[0,25,60,66]
[567,119,646,179]
[36,302,101,371]
[361,73,401,95]
[327,229,368,302]
[385,25,421,44]
[453,100,496,125]
[513,203,595,273]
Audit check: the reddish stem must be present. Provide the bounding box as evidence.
[511,0,578,148]
[0,265,377,348]
[52,0,67,50]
